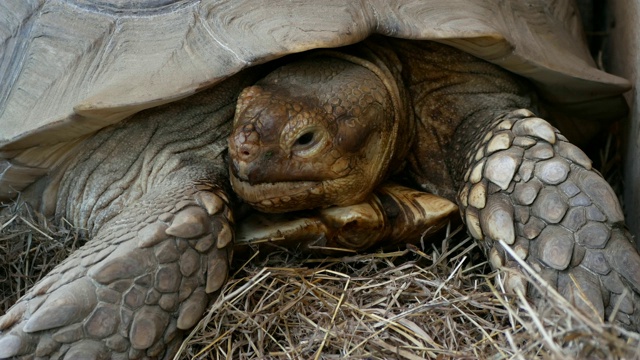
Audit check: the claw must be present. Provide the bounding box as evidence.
[195,192,225,215]
[34,334,60,357]
[166,206,209,238]
[24,278,97,333]
[504,270,527,296]
[64,339,109,360]
[606,230,640,294]
[88,248,152,284]
[558,268,604,319]
[0,334,23,358]
[177,289,208,330]
[464,208,484,240]
[206,248,229,293]
[32,273,62,296]
[479,194,515,244]
[0,301,26,330]
[138,222,169,248]
[511,117,556,144]
[216,219,233,249]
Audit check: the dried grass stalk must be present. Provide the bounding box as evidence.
[0,202,85,314]
[175,227,640,359]
[1,203,639,360]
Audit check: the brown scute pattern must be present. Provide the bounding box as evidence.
[0,186,233,359]
[456,109,640,331]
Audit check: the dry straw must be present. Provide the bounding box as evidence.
[1,202,639,359]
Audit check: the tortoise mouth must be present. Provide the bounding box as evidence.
[230,173,324,213]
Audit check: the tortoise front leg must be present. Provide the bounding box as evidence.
[0,183,233,359]
[454,108,640,329]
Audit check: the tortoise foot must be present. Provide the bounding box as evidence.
[235,182,457,253]
[458,109,640,330]
[0,187,233,359]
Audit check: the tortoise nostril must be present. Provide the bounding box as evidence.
[237,144,257,159]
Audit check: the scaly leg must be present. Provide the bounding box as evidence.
[0,183,233,359]
[455,108,640,329]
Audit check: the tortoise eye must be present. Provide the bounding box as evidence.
[295,132,314,146]
[291,127,328,157]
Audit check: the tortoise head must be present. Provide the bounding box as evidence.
[229,55,406,213]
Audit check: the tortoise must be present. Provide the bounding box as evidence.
[1,0,639,359]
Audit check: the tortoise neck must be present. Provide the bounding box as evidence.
[360,39,416,175]
[390,40,535,200]
[322,39,416,177]
[40,75,255,234]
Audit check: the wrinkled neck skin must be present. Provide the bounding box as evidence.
[26,74,255,236]
[392,40,536,200]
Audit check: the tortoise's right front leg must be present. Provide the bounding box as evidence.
[453,108,640,330]
[0,183,233,359]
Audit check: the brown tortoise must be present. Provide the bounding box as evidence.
[0,0,639,359]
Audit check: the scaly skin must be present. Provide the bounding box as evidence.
[0,73,258,359]
[453,108,640,325]
[229,44,414,212]
[230,39,640,331]
[401,41,640,327]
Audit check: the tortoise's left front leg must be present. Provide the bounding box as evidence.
[454,108,640,330]
[0,182,233,359]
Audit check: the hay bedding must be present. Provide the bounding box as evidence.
[175,228,640,360]
[2,202,639,359]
